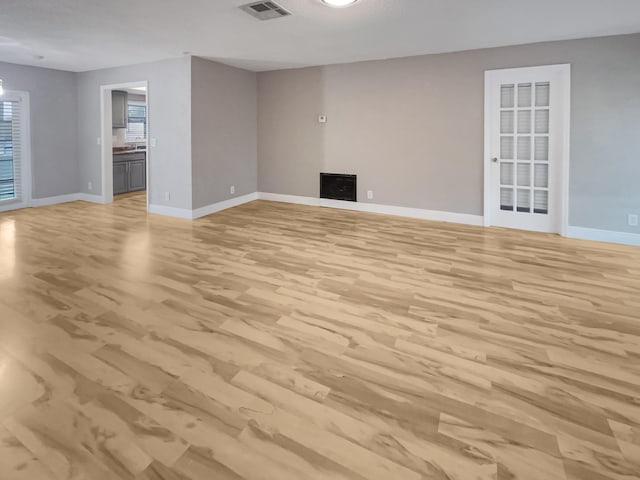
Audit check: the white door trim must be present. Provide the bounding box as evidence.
[99,81,149,209]
[0,90,32,213]
[483,64,571,235]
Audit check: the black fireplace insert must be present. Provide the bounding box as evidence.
[320,173,357,202]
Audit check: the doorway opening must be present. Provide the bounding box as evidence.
[100,81,149,210]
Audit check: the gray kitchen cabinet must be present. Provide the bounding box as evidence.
[112,90,128,128]
[113,162,128,194]
[128,159,146,192]
[113,152,146,194]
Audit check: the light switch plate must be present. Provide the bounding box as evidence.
[150,138,157,147]
[629,214,639,226]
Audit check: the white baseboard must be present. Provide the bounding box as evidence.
[257,192,484,226]
[76,193,105,204]
[149,193,259,220]
[30,193,105,207]
[192,192,258,219]
[31,193,103,207]
[1,193,105,213]
[258,192,320,207]
[566,226,640,246]
[30,193,80,207]
[148,204,193,219]
[17,192,640,247]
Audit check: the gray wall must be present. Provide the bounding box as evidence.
[0,62,78,199]
[4,33,639,232]
[257,33,640,233]
[191,57,257,209]
[258,67,324,198]
[77,56,192,210]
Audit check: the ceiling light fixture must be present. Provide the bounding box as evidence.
[321,0,358,7]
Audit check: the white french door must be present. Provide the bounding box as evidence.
[0,90,31,212]
[484,65,570,234]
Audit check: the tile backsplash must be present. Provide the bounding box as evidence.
[112,128,126,147]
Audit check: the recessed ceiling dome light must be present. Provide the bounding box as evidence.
[322,0,358,7]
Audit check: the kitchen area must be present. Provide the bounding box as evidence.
[111,87,147,196]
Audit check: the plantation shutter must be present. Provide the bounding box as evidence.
[0,99,23,203]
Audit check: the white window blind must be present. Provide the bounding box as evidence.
[126,101,147,142]
[0,99,23,202]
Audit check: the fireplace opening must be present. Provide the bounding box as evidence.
[320,173,357,202]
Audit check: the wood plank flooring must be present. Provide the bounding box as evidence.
[1,193,639,479]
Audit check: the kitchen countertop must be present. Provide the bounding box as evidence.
[113,149,146,155]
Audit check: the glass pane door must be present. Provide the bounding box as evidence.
[498,82,550,215]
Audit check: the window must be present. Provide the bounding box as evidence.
[126,100,147,142]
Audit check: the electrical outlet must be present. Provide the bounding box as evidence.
[88,181,92,191]
[230,185,235,195]
[164,191,171,201]
[367,190,373,200]
[96,137,101,146]
[629,214,639,227]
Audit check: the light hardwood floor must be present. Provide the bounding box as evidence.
[1,193,639,480]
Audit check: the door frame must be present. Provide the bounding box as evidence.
[99,80,149,209]
[483,64,571,235]
[0,90,32,213]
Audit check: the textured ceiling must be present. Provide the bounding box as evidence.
[1,0,640,72]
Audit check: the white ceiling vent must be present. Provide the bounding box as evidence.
[240,1,291,20]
